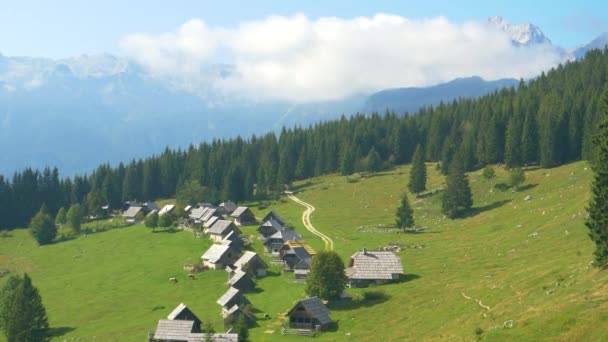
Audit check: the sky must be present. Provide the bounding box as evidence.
[0,0,606,59]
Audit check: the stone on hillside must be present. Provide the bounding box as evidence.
[524,195,532,201]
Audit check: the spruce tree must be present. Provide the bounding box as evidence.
[395,193,414,232]
[505,115,523,167]
[408,144,427,196]
[510,167,526,191]
[305,250,347,300]
[441,153,473,219]
[366,147,382,174]
[586,84,608,266]
[521,112,539,165]
[29,205,56,245]
[54,207,66,226]
[340,148,355,177]
[0,273,49,342]
[145,211,159,231]
[66,203,83,233]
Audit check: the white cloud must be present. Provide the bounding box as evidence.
[120,14,566,102]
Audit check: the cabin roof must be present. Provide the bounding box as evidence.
[159,204,175,216]
[217,287,240,306]
[262,211,286,225]
[122,206,142,218]
[208,220,237,236]
[153,319,238,341]
[230,206,251,218]
[288,297,332,325]
[345,250,404,280]
[234,251,267,269]
[201,244,231,263]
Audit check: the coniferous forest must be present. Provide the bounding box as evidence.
[1,49,607,230]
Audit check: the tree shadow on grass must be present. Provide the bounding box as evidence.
[516,183,538,192]
[47,326,75,338]
[416,189,443,199]
[152,228,180,234]
[328,291,391,311]
[290,181,321,192]
[399,273,421,283]
[461,199,512,218]
[494,183,511,191]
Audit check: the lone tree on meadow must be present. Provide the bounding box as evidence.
[0,273,49,341]
[66,203,83,233]
[510,167,526,191]
[396,193,414,232]
[482,165,495,184]
[408,144,427,196]
[441,153,473,219]
[586,84,608,267]
[305,250,347,300]
[29,205,56,245]
[54,207,66,226]
[145,211,159,231]
[366,147,382,174]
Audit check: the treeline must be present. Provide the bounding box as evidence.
[1,48,607,230]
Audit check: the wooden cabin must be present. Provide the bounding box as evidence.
[233,251,268,278]
[208,220,241,242]
[231,207,256,226]
[345,248,404,287]
[201,244,238,270]
[286,297,332,331]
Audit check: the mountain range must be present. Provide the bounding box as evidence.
[0,17,606,176]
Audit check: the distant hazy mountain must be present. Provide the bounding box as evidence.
[572,33,608,60]
[364,76,519,114]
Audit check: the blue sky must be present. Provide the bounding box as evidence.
[0,0,606,59]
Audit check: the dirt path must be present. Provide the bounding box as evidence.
[285,191,334,250]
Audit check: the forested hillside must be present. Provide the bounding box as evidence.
[1,48,607,230]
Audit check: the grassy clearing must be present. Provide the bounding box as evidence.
[1,161,607,341]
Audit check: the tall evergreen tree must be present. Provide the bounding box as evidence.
[395,193,414,232]
[66,203,83,233]
[54,207,66,226]
[505,114,523,167]
[441,153,473,219]
[366,147,382,173]
[408,144,427,196]
[586,84,608,267]
[340,148,355,177]
[0,274,49,342]
[29,205,56,245]
[521,112,539,165]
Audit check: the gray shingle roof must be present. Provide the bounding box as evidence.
[208,220,237,236]
[167,303,188,320]
[234,251,267,270]
[345,250,404,280]
[219,201,238,212]
[190,207,207,220]
[230,206,250,218]
[269,229,301,242]
[153,319,238,341]
[217,287,240,307]
[159,204,175,216]
[122,206,142,218]
[262,211,286,226]
[204,216,219,228]
[201,244,231,263]
[202,208,218,222]
[292,297,332,325]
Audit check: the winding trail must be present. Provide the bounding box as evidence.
[285,191,334,250]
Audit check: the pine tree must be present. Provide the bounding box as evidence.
[505,115,523,167]
[29,205,56,245]
[510,167,526,191]
[395,193,414,232]
[441,153,473,219]
[586,84,608,267]
[145,211,159,231]
[408,144,427,196]
[521,112,539,165]
[66,203,83,233]
[366,147,382,174]
[340,148,355,177]
[0,273,49,342]
[305,250,347,300]
[54,207,66,226]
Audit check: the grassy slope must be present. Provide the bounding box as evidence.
[1,161,608,341]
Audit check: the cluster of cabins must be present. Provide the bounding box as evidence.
[143,198,406,338]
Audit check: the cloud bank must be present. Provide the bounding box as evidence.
[120,14,566,102]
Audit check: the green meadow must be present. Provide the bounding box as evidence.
[2,161,608,341]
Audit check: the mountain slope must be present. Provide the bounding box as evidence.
[364,76,519,114]
[572,33,608,60]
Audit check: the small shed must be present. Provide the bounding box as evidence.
[228,270,255,292]
[261,211,286,226]
[202,244,238,270]
[122,206,143,222]
[217,287,250,316]
[222,304,255,330]
[257,218,285,239]
[264,230,302,255]
[158,204,176,216]
[166,303,202,332]
[234,251,268,278]
[281,243,314,272]
[152,319,238,341]
[345,249,404,287]
[203,216,220,229]
[208,220,241,242]
[231,207,256,226]
[286,297,332,331]
[222,230,244,252]
[218,201,238,215]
